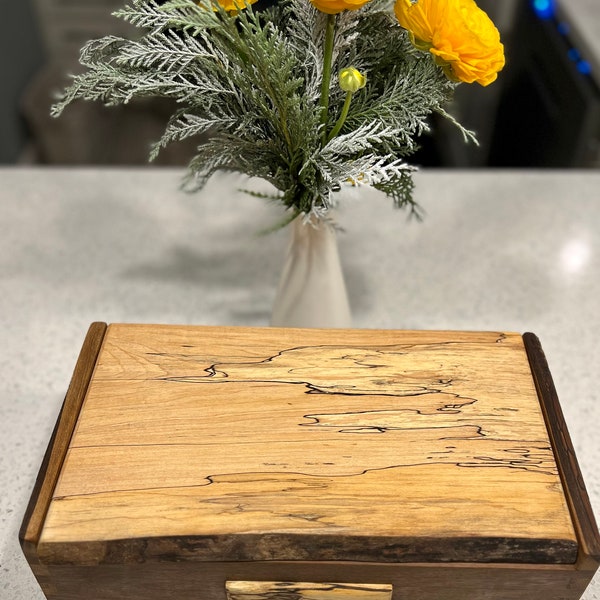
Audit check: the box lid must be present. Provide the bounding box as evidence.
[31,325,583,565]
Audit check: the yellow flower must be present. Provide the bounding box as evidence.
[311,0,372,15]
[339,67,367,93]
[393,0,505,86]
[204,0,257,12]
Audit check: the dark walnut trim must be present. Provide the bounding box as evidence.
[19,322,108,552]
[523,332,600,568]
[33,559,599,600]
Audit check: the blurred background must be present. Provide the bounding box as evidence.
[1,0,600,168]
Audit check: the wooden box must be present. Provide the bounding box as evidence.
[21,323,600,600]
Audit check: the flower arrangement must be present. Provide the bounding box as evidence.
[52,0,504,223]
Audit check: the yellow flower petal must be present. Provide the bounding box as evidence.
[394,0,505,86]
[311,0,372,15]
[203,0,258,12]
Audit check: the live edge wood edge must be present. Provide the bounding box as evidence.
[19,322,108,559]
[523,332,600,570]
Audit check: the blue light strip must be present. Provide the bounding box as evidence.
[577,61,592,76]
[530,0,593,78]
[532,0,556,19]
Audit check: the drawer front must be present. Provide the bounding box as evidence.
[226,581,393,600]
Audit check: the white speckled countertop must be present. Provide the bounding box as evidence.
[0,167,599,599]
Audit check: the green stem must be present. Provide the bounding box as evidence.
[319,14,336,144]
[326,91,353,143]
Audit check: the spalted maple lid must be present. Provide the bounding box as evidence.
[23,324,598,566]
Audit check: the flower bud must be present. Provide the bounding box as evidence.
[339,67,366,93]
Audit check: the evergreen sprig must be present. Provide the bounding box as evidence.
[52,0,475,220]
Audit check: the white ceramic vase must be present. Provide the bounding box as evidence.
[270,214,352,328]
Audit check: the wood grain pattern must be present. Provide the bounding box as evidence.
[523,332,600,569]
[36,325,578,566]
[225,581,392,600]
